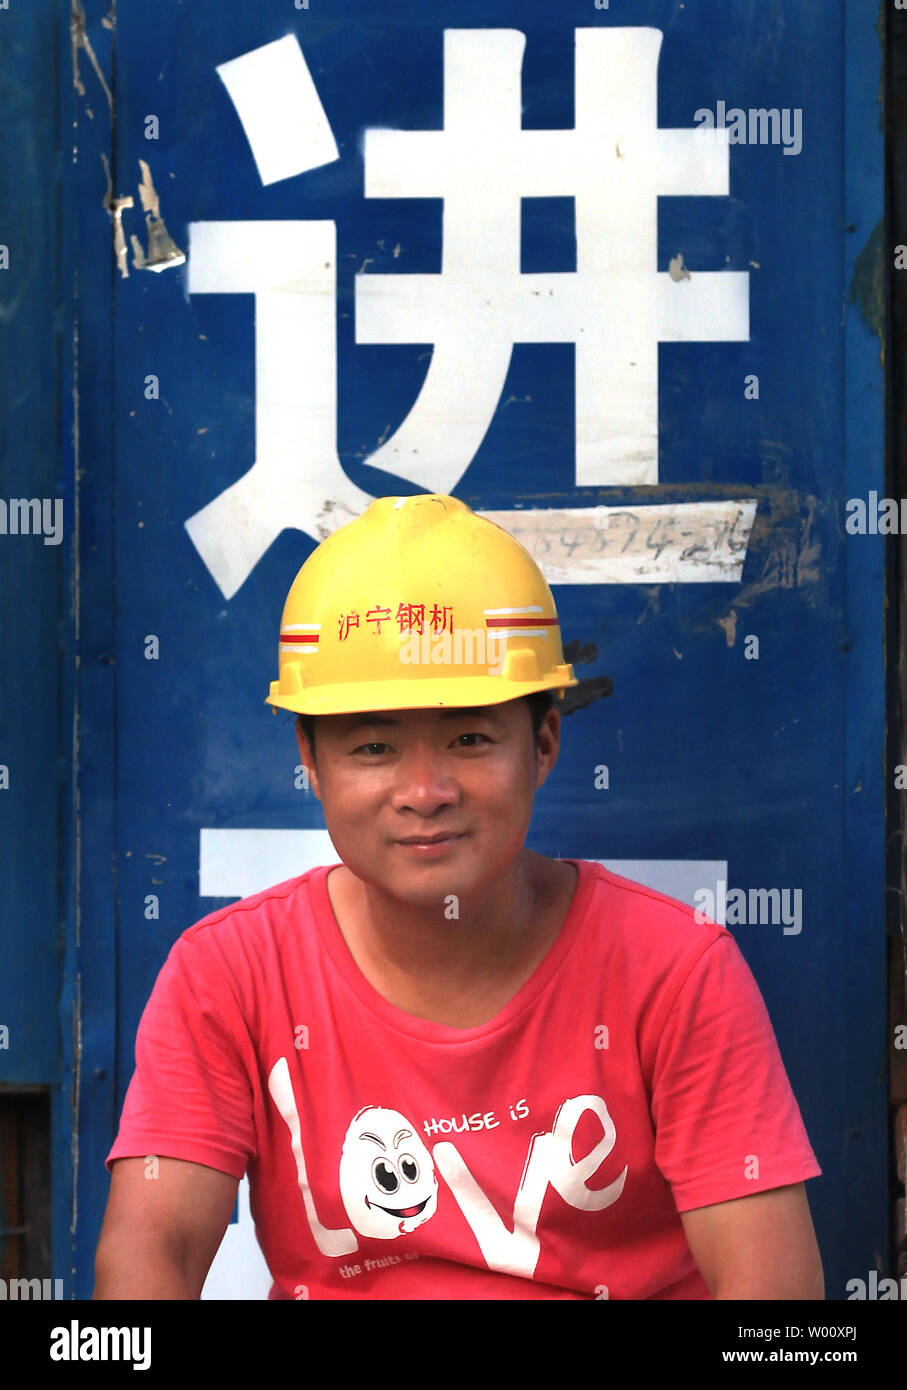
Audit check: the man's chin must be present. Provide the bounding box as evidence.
[368,869,472,902]
[346,853,484,906]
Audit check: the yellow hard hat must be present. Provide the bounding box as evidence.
[265,494,577,716]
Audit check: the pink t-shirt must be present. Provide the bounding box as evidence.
[106,858,821,1300]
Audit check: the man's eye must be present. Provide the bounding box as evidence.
[354,742,390,755]
[455,733,489,747]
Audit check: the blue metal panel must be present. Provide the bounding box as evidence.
[0,2,62,1087]
[841,0,888,1288]
[59,0,119,1294]
[62,0,887,1297]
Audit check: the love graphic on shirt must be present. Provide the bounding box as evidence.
[268,1057,628,1280]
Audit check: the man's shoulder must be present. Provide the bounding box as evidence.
[581,859,720,923]
[576,862,745,1058]
[174,862,335,955]
[577,858,729,963]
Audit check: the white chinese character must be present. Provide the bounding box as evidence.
[187,29,750,599]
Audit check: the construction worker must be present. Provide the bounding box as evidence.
[94,494,823,1300]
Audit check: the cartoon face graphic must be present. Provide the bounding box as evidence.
[338,1106,438,1239]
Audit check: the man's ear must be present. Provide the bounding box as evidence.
[534,706,561,790]
[294,718,321,801]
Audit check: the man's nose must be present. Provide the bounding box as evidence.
[390,744,460,813]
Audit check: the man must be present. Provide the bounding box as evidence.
[94,493,823,1300]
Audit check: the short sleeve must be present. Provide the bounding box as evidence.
[105,932,255,1180]
[650,932,821,1212]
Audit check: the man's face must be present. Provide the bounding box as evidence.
[294,701,560,904]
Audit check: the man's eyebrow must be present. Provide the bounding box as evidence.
[343,706,503,731]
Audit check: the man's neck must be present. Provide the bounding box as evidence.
[326,852,576,1011]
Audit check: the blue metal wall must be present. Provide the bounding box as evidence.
[15,0,888,1296]
[0,5,62,1088]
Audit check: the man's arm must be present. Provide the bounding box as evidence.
[679,1181,824,1299]
[93,1156,240,1299]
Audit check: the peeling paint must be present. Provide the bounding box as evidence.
[100,154,134,281]
[668,253,691,282]
[130,160,186,272]
[71,0,112,111]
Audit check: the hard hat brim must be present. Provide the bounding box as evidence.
[266,671,577,717]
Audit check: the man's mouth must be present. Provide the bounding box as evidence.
[397,833,463,845]
[365,1195,430,1218]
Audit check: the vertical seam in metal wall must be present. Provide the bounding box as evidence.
[57,0,77,1300]
[60,0,120,1297]
[844,0,889,1288]
[110,0,119,1185]
[886,0,907,1282]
